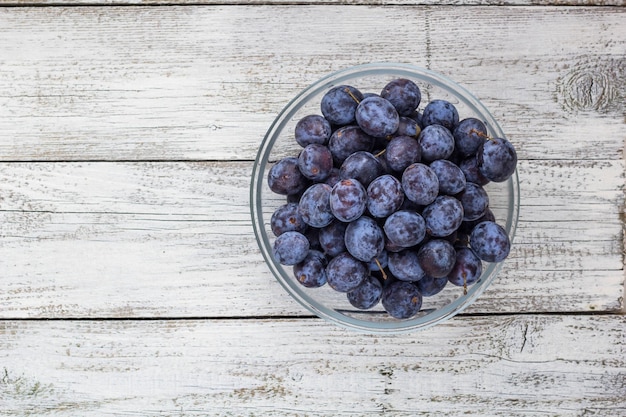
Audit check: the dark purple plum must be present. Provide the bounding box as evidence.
[267,157,309,196]
[453,117,487,156]
[469,221,511,262]
[298,143,333,181]
[328,125,374,165]
[383,210,426,248]
[366,174,404,218]
[320,85,363,126]
[417,239,456,278]
[422,195,464,238]
[457,182,489,222]
[421,99,459,131]
[355,96,400,138]
[447,247,483,287]
[380,78,421,116]
[297,183,334,228]
[326,252,368,292]
[339,151,384,187]
[272,231,310,266]
[402,163,439,206]
[429,159,466,195]
[382,281,422,319]
[388,250,425,282]
[293,250,328,288]
[347,275,383,310]
[418,124,455,163]
[295,114,332,147]
[318,220,347,257]
[385,135,420,173]
[344,215,385,262]
[477,137,517,182]
[330,179,367,222]
[270,202,307,236]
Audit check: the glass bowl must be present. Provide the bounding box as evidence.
[251,63,519,334]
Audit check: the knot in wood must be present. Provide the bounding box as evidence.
[557,58,625,114]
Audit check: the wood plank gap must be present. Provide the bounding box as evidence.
[0,310,622,322]
[0,315,319,322]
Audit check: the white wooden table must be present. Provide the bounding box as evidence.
[1,1,625,415]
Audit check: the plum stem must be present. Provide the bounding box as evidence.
[469,128,494,141]
[344,87,361,104]
[374,258,387,280]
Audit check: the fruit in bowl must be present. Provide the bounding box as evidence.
[251,63,520,333]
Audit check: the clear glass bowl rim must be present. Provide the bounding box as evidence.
[251,62,520,334]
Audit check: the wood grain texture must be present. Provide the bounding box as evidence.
[1,315,624,416]
[0,6,624,161]
[3,0,625,6]
[0,160,622,318]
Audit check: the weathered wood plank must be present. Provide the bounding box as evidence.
[0,160,622,318]
[0,6,623,161]
[2,1,625,6]
[0,315,624,416]
[1,160,622,219]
